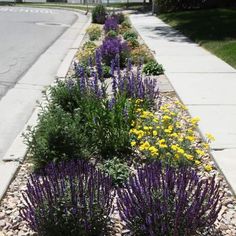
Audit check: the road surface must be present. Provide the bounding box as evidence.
[0,6,77,99]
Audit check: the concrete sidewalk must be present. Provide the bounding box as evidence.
[130,13,236,194]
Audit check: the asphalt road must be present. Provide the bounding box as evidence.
[0,7,77,99]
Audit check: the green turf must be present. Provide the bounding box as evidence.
[159,8,236,69]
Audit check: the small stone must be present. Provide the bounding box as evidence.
[18,230,27,236]
[6,232,14,236]
[225,229,232,235]
[220,224,229,231]
[0,212,5,220]
[231,217,236,226]
[0,220,6,227]
[227,204,234,209]
[6,209,12,214]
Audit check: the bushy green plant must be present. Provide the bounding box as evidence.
[130,45,154,65]
[23,106,92,169]
[119,19,132,35]
[143,60,164,76]
[123,30,138,40]
[86,24,102,41]
[99,157,131,187]
[127,37,139,49]
[121,19,131,28]
[92,4,106,24]
[25,76,138,168]
[106,30,118,38]
[102,65,111,78]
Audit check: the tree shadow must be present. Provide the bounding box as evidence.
[158,8,236,43]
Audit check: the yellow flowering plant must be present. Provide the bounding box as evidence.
[130,100,214,169]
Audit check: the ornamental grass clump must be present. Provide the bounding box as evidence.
[104,16,119,33]
[20,160,114,236]
[117,162,223,236]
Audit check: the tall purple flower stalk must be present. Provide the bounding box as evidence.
[74,54,159,105]
[112,61,159,104]
[20,160,114,236]
[117,162,223,236]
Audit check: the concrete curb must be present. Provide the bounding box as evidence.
[0,9,91,201]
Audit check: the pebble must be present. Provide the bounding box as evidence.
[0,212,5,220]
[227,203,234,209]
[0,220,6,228]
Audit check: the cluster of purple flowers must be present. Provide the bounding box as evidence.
[111,56,159,105]
[100,36,129,66]
[21,160,223,235]
[117,162,223,236]
[104,16,119,32]
[74,52,158,106]
[20,160,113,236]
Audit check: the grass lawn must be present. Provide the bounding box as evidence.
[159,8,236,69]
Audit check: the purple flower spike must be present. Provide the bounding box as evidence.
[117,162,223,236]
[20,160,113,235]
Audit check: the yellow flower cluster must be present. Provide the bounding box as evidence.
[130,100,214,170]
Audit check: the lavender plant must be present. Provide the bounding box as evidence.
[104,16,119,33]
[20,160,113,236]
[117,162,223,236]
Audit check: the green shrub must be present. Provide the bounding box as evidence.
[127,37,139,49]
[121,19,131,28]
[123,30,138,40]
[86,24,102,41]
[24,106,92,169]
[106,30,118,38]
[102,65,111,78]
[143,61,164,76]
[92,4,106,24]
[99,157,131,187]
[130,45,154,65]
[25,77,138,168]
